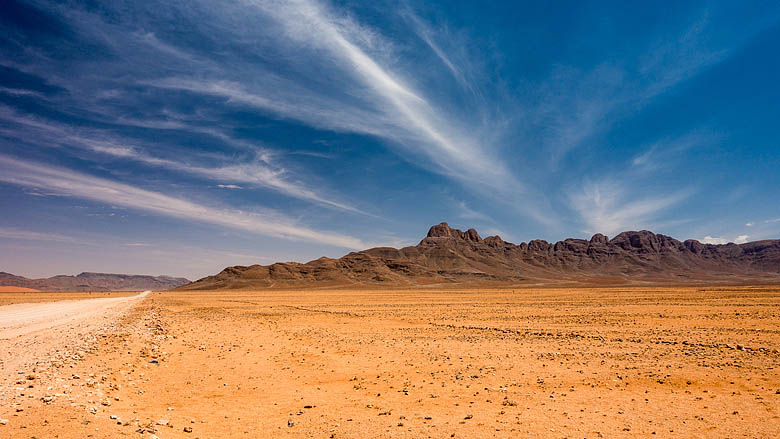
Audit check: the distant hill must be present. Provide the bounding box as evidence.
[0,271,190,292]
[181,222,780,290]
[0,286,40,292]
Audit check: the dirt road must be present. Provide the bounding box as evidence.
[0,291,149,339]
[0,291,149,412]
[2,286,780,438]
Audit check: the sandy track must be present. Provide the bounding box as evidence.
[0,291,148,340]
[0,291,149,409]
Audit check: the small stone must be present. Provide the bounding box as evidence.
[183,426,193,433]
[156,419,169,426]
[149,359,159,364]
[287,419,295,427]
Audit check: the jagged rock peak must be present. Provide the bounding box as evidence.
[684,239,705,254]
[427,222,454,237]
[464,228,482,242]
[483,235,505,247]
[426,222,482,242]
[589,233,609,245]
[608,230,684,252]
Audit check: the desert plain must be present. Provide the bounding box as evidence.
[1,286,780,438]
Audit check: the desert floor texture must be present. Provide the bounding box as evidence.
[1,286,780,438]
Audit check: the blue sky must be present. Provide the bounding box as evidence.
[1,0,779,279]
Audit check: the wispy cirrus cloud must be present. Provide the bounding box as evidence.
[403,11,474,94]
[567,128,709,236]
[455,200,493,223]
[142,0,517,194]
[569,179,694,236]
[631,130,718,172]
[83,139,369,215]
[0,154,366,249]
[0,227,77,243]
[0,106,367,215]
[536,14,731,164]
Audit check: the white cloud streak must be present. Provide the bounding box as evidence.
[456,200,492,223]
[82,138,368,215]
[569,180,693,236]
[404,12,471,91]
[0,155,366,249]
[631,131,717,172]
[0,106,366,215]
[0,227,76,243]
[146,0,516,193]
[534,11,739,166]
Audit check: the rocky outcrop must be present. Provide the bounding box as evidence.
[181,222,780,290]
[0,271,190,292]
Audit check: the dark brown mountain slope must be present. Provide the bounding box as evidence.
[181,222,780,290]
[0,271,190,292]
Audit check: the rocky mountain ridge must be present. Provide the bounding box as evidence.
[0,271,190,292]
[181,223,780,290]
